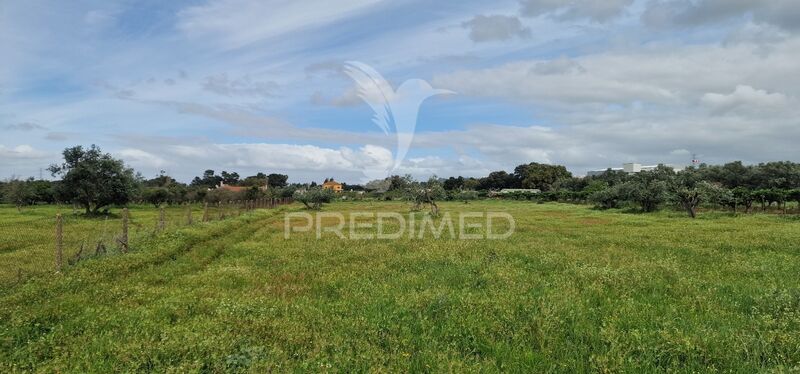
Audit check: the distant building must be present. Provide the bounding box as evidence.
[587,163,685,177]
[322,179,343,192]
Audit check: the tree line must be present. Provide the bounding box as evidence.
[362,161,800,218]
[4,145,800,218]
[468,161,800,218]
[0,145,298,214]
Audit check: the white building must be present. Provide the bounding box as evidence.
[587,163,685,177]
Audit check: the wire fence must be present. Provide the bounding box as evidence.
[0,198,293,287]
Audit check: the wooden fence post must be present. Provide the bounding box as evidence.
[158,206,166,231]
[121,208,129,253]
[218,201,223,220]
[55,214,63,272]
[187,205,193,225]
[203,202,209,222]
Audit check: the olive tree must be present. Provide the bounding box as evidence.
[48,145,138,214]
[405,176,446,216]
[293,187,334,210]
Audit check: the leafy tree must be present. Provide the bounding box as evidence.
[554,176,589,194]
[191,170,223,189]
[48,145,138,214]
[462,177,480,190]
[144,170,178,187]
[789,189,800,213]
[478,171,515,190]
[667,168,708,218]
[443,176,465,191]
[241,173,268,188]
[405,176,446,216]
[619,165,673,212]
[267,173,289,188]
[586,169,629,187]
[3,179,32,212]
[293,187,334,210]
[243,186,263,200]
[27,179,55,204]
[589,184,622,209]
[220,171,240,185]
[388,175,412,191]
[273,186,297,198]
[143,187,171,207]
[731,187,755,213]
[514,163,572,191]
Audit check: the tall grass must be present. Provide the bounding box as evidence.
[1,201,799,372]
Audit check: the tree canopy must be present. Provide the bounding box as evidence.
[48,145,138,214]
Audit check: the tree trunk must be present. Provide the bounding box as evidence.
[686,205,696,218]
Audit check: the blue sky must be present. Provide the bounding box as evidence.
[2,0,799,183]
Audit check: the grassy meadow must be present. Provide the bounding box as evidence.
[0,203,240,285]
[1,201,799,372]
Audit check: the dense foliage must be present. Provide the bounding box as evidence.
[293,187,335,210]
[47,145,138,214]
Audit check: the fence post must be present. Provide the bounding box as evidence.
[218,201,223,220]
[55,214,63,272]
[187,205,193,225]
[121,208,129,253]
[158,206,166,231]
[203,202,209,222]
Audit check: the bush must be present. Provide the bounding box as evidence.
[205,189,242,204]
[589,185,622,209]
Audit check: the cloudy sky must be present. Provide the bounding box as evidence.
[1,0,799,183]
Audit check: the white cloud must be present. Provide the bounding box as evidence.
[642,0,800,32]
[177,0,384,48]
[0,145,48,159]
[117,148,169,169]
[520,0,634,23]
[462,15,531,43]
[433,37,800,107]
[158,143,393,180]
[702,85,790,115]
[203,73,278,97]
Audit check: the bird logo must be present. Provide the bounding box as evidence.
[344,61,454,179]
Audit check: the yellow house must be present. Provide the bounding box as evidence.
[322,179,343,192]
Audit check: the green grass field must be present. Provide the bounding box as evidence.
[1,201,799,372]
[0,203,241,285]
